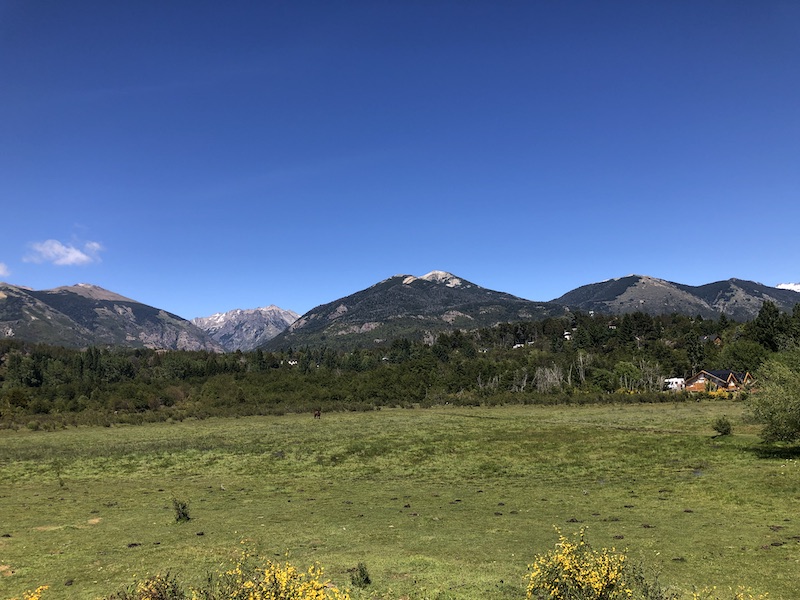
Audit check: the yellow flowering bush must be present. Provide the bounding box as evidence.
[103,573,187,599]
[526,529,631,600]
[205,551,350,600]
[7,587,49,600]
[94,550,350,600]
[5,545,769,600]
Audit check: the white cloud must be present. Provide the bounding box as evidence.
[0,262,9,277]
[24,239,104,266]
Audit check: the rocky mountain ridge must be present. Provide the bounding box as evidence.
[553,275,800,321]
[192,306,299,352]
[3,272,799,352]
[0,282,221,351]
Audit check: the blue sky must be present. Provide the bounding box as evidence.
[2,1,799,319]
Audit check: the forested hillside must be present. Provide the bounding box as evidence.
[2,302,799,429]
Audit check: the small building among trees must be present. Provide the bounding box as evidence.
[684,369,753,392]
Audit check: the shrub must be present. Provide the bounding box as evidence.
[749,350,800,442]
[99,552,350,600]
[712,415,732,436]
[526,528,631,600]
[349,562,371,588]
[105,574,186,600]
[526,530,770,600]
[206,550,351,600]
[8,587,49,600]
[172,497,190,522]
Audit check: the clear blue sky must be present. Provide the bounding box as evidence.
[2,1,799,319]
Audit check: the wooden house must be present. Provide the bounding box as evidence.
[684,369,753,392]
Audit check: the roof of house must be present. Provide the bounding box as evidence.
[686,369,753,385]
[706,370,748,381]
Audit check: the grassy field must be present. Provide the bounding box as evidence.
[1,401,798,599]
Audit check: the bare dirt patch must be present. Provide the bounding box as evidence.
[0,564,14,576]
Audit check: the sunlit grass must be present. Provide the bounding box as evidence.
[1,401,797,599]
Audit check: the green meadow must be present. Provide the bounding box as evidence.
[1,401,798,599]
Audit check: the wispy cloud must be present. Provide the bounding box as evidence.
[0,262,9,277]
[24,239,104,266]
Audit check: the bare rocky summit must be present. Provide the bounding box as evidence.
[192,306,299,352]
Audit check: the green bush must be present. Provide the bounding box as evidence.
[171,497,190,523]
[712,415,733,436]
[349,562,371,588]
[105,573,186,600]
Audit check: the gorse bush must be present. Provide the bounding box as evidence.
[7,587,48,600]
[90,550,351,600]
[526,528,631,600]
[105,573,186,600]
[207,551,351,600]
[525,530,769,600]
[10,540,770,600]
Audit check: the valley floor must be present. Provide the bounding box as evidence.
[1,401,798,599]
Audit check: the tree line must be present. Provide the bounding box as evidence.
[2,302,800,430]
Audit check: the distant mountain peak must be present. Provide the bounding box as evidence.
[264,270,566,351]
[192,305,299,351]
[778,282,800,293]
[401,270,466,288]
[201,305,288,322]
[54,283,136,303]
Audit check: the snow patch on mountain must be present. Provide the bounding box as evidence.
[777,282,800,293]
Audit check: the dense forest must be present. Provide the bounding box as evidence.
[2,302,800,429]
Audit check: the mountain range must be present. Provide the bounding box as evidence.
[191,306,299,352]
[552,275,800,322]
[2,272,799,352]
[0,282,221,351]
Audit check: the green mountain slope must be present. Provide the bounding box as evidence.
[0,282,221,351]
[554,275,800,320]
[263,270,569,350]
